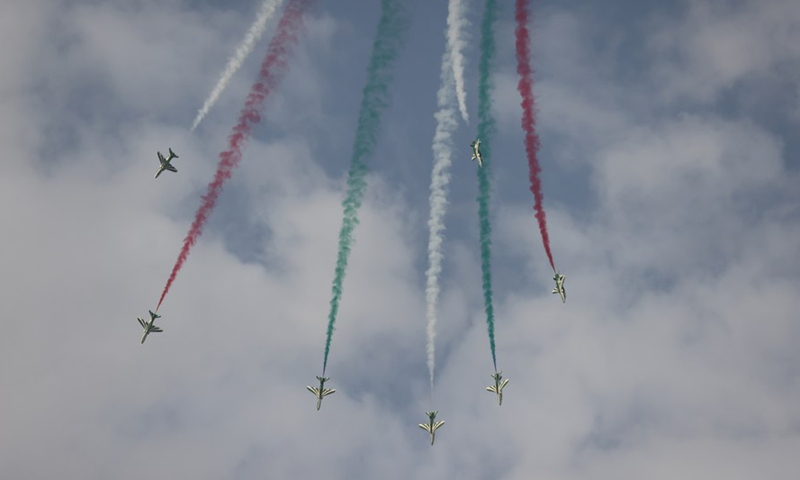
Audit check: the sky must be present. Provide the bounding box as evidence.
[1,0,799,478]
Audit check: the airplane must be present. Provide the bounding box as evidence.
[137,310,162,344]
[486,371,510,405]
[418,411,445,445]
[154,148,179,178]
[552,272,566,303]
[306,376,335,410]
[470,139,484,167]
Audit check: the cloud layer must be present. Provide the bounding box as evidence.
[0,0,798,478]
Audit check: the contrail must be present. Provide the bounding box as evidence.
[321,0,410,375]
[190,0,286,131]
[447,0,470,124]
[425,47,458,391]
[515,0,555,272]
[156,0,313,311]
[476,0,499,372]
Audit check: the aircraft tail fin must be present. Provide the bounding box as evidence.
[168,148,178,160]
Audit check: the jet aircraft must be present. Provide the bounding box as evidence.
[137,310,162,344]
[307,376,335,410]
[486,371,510,405]
[552,272,566,303]
[418,411,445,445]
[154,148,179,178]
[470,139,484,167]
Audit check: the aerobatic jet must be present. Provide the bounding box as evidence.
[418,411,445,445]
[552,272,566,303]
[137,310,162,344]
[154,148,179,178]
[307,376,335,410]
[470,139,484,167]
[486,371,510,405]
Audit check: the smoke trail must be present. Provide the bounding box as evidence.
[156,0,312,311]
[514,0,555,271]
[321,0,410,375]
[425,48,458,391]
[476,0,499,372]
[446,0,469,124]
[191,0,286,131]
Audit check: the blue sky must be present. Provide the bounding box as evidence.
[1,0,799,478]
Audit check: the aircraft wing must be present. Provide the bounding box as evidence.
[165,164,178,172]
[158,152,165,162]
[138,318,146,328]
[500,379,509,388]
[307,386,319,395]
[321,388,335,397]
[151,327,163,333]
[486,385,498,393]
[418,423,431,432]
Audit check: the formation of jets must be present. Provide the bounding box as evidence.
[470,139,484,167]
[307,376,336,410]
[137,143,563,447]
[552,272,566,303]
[419,411,445,445]
[154,148,179,178]
[486,371,510,405]
[137,310,163,344]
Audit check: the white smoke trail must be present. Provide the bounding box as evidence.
[426,47,459,391]
[447,0,470,124]
[191,0,285,131]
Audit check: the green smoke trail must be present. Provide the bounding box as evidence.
[476,0,499,372]
[322,0,409,375]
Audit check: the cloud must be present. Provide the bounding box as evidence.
[1,0,799,478]
[648,0,800,105]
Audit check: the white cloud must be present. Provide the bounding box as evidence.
[1,0,799,478]
[648,0,800,104]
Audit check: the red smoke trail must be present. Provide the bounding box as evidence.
[514,0,555,272]
[156,0,312,311]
